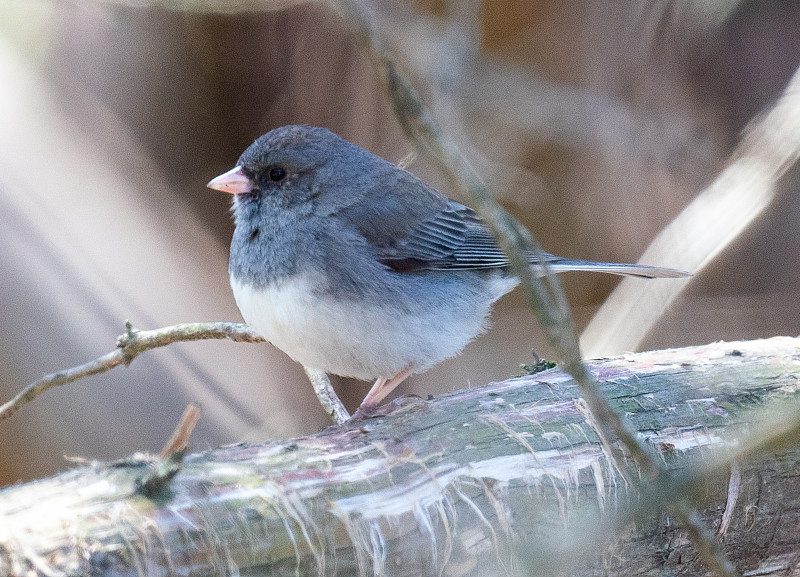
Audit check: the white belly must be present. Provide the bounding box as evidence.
[230,272,514,380]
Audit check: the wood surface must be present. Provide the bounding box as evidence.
[2,337,800,577]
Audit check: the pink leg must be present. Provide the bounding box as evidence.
[355,368,413,416]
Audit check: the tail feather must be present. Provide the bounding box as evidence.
[541,258,691,279]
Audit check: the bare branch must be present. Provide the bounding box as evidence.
[136,404,203,498]
[328,2,736,574]
[159,403,202,460]
[718,460,741,537]
[0,322,264,422]
[3,337,799,577]
[333,0,660,492]
[304,367,350,424]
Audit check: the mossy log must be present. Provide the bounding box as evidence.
[2,337,800,577]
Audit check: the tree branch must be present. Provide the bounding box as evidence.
[0,322,264,422]
[326,3,736,572]
[304,366,350,423]
[2,337,799,577]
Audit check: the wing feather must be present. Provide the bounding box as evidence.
[376,199,525,271]
[336,167,688,278]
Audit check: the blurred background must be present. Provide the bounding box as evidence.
[1,0,799,484]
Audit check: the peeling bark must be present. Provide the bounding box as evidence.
[2,337,800,577]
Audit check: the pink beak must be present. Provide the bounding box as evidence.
[207,166,254,194]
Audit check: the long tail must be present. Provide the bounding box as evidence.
[541,258,691,279]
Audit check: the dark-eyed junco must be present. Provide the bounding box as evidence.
[208,125,688,412]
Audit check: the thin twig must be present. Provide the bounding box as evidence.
[159,403,202,460]
[0,3,744,573]
[303,367,350,424]
[674,501,740,577]
[331,2,735,575]
[0,322,264,422]
[523,347,800,574]
[718,460,741,537]
[333,0,657,479]
[137,403,203,498]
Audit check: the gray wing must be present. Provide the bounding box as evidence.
[374,199,539,272]
[371,199,689,278]
[339,169,689,278]
[335,167,525,272]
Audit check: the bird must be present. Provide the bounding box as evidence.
[208,125,689,415]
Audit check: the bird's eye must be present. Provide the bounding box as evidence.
[269,166,287,182]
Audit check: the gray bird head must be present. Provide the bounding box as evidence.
[209,125,394,217]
